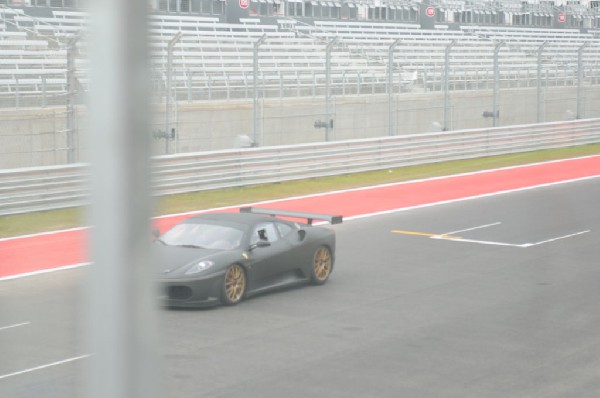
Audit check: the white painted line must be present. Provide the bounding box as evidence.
[444,222,502,235]
[345,174,600,223]
[0,262,90,282]
[0,226,87,243]
[431,236,523,248]
[0,322,30,332]
[522,230,591,248]
[432,230,591,249]
[0,354,91,381]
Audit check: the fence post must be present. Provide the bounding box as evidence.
[165,31,182,155]
[253,34,266,146]
[388,38,401,136]
[66,35,80,163]
[187,69,192,102]
[325,37,338,141]
[279,71,283,98]
[15,75,20,109]
[444,40,456,131]
[577,42,589,119]
[536,41,547,123]
[42,75,47,108]
[492,41,505,127]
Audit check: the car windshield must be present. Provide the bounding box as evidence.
[159,222,245,250]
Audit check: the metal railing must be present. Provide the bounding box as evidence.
[1,117,600,216]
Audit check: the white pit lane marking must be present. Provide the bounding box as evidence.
[431,230,591,248]
[443,222,502,235]
[0,322,30,332]
[521,230,591,248]
[431,236,524,248]
[0,354,91,381]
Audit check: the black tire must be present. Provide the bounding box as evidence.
[310,246,333,285]
[221,264,246,305]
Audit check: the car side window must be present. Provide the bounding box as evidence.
[250,222,280,245]
[276,222,293,238]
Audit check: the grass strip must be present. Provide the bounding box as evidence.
[1,143,599,239]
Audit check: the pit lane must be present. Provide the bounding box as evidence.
[1,177,600,397]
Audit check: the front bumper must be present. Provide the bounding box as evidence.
[158,271,226,308]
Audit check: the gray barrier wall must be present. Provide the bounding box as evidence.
[1,85,599,169]
[2,117,600,216]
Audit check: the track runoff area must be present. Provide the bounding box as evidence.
[1,155,600,397]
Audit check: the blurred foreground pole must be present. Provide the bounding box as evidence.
[86,1,158,398]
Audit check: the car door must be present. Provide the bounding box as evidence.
[246,221,292,289]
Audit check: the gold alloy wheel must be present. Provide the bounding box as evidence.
[224,264,246,304]
[313,247,332,283]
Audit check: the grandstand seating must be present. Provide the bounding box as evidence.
[0,5,599,106]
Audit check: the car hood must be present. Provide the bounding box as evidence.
[154,244,224,277]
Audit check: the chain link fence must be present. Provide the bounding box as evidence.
[2,32,600,169]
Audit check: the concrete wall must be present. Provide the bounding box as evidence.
[2,85,599,169]
[0,108,68,168]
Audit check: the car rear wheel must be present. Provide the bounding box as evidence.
[311,246,332,285]
[222,264,246,305]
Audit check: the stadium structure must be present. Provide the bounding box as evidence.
[0,0,600,168]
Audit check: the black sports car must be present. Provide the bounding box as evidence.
[154,207,342,307]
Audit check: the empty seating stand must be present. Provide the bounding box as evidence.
[0,7,598,106]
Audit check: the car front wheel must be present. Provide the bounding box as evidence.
[311,246,332,285]
[221,264,246,305]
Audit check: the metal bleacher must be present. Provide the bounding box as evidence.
[0,5,598,107]
[463,25,600,84]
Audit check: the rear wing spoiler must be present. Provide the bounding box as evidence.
[240,207,343,225]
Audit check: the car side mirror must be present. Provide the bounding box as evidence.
[249,240,271,251]
[151,229,160,240]
[298,229,306,241]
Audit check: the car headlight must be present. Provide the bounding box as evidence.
[185,261,215,275]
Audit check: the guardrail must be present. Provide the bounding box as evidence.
[1,118,600,216]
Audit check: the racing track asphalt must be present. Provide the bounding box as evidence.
[1,170,599,397]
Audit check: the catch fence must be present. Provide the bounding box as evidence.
[1,117,599,216]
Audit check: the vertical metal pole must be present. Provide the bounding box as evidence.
[443,40,456,131]
[577,42,589,119]
[15,75,19,109]
[388,39,400,136]
[42,75,47,108]
[87,1,158,397]
[492,41,505,127]
[325,37,337,141]
[187,69,192,102]
[537,41,547,123]
[279,71,283,98]
[66,36,79,164]
[253,34,266,146]
[166,31,182,155]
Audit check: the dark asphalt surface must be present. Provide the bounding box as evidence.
[1,177,599,397]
